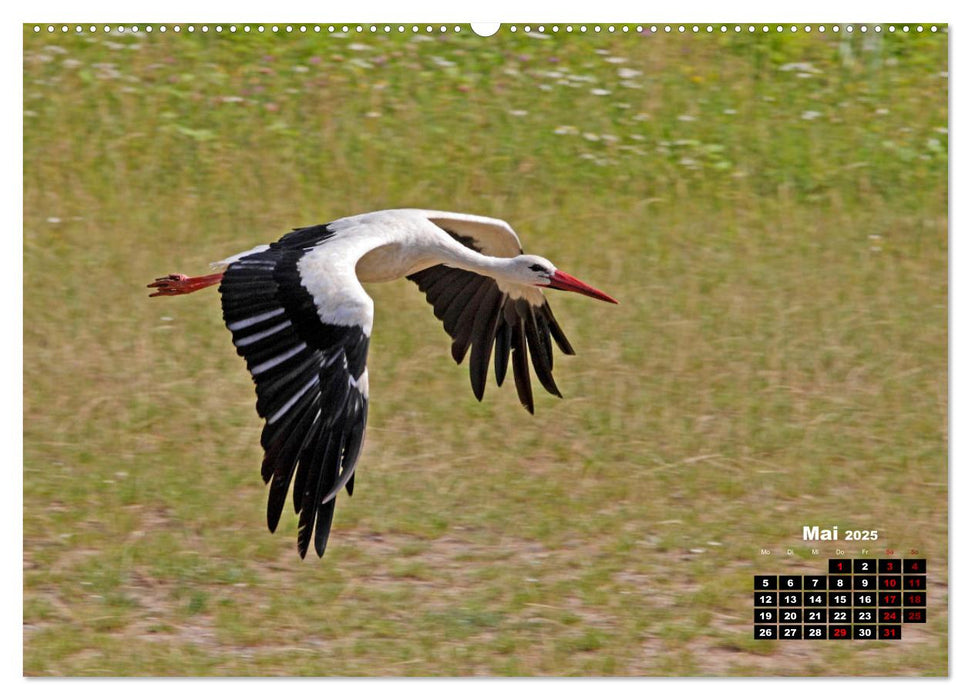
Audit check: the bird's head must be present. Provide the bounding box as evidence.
[514,255,618,304]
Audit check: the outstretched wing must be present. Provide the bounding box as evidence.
[407,217,575,414]
[218,224,370,558]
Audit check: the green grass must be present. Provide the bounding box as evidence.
[23,25,947,676]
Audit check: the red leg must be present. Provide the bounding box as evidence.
[147,272,224,297]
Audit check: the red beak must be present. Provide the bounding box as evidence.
[547,270,619,304]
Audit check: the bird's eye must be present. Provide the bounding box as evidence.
[528,263,546,272]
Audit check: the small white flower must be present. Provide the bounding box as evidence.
[801,110,822,120]
[678,114,696,122]
[617,67,642,79]
[553,125,578,135]
[779,61,819,73]
[590,88,611,96]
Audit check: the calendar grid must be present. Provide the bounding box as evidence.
[754,559,926,640]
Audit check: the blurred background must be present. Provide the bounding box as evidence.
[23,25,947,675]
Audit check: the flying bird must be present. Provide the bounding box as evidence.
[148,209,617,558]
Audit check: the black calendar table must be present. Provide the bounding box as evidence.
[754,558,926,640]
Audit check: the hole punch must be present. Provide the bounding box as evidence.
[471,23,500,37]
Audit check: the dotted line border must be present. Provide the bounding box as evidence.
[30,24,945,35]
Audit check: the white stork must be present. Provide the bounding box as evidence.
[148,209,617,558]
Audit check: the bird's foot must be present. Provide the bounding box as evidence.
[147,272,223,297]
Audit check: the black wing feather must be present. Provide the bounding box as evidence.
[407,231,575,412]
[510,317,534,414]
[468,287,503,400]
[494,319,511,387]
[441,276,484,334]
[518,298,561,398]
[542,304,575,356]
[219,224,370,558]
[450,279,494,364]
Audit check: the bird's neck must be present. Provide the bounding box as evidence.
[436,242,520,283]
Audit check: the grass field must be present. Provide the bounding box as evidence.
[23,25,948,676]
